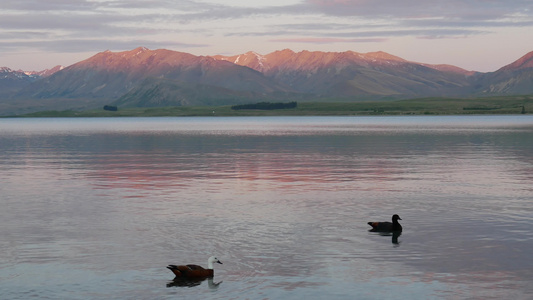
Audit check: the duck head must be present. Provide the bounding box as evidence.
[207,256,223,269]
[392,214,402,222]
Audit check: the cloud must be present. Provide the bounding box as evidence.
[0,31,51,39]
[0,0,532,61]
[0,38,209,53]
[304,0,533,20]
[1,0,97,11]
[228,25,487,40]
[270,37,388,44]
[192,1,533,40]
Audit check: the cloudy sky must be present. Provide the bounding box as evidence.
[1,0,532,72]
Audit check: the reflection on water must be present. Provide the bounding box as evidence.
[167,277,223,289]
[0,116,532,299]
[368,231,402,246]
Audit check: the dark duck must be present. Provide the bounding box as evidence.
[167,256,222,280]
[368,214,403,232]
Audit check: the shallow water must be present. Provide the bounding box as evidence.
[1,116,532,299]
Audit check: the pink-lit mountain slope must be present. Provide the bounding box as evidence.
[22,65,64,77]
[498,51,533,71]
[19,47,289,100]
[474,51,533,95]
[212,49,410,73]
[212,49,474,97]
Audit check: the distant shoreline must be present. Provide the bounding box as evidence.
[5,96,532,118]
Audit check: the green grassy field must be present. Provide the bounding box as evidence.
[11,95,533,117]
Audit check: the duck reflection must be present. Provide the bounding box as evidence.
[167,277,222,289]
[392,231,402,245]
[368,230,402,246]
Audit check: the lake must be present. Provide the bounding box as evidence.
[1,116,532,299]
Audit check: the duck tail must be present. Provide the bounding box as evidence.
[167,265,183,277]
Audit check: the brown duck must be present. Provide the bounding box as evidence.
[368,214,403,232]
[167,256,222,279]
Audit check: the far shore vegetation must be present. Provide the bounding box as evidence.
[6,95,532,118]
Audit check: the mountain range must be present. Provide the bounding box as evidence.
[1,47,532,115]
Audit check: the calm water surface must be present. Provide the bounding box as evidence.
[1,116,532,299]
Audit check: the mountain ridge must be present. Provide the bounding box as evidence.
[15,47,289,101]
[497,51,533,72]
[1,47,532,115]
[211,49,476,97]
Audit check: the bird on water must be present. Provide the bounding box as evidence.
[167,256,222,279]
[367,214,403,232]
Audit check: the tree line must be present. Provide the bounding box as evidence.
[231,101,297,110]
[103,105,118,111]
